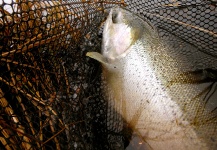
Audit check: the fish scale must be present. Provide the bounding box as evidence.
[87,6,217,150]
[109,41,207,150]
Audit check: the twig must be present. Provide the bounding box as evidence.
[61,61,70,95]
[1,31,69,57]
[6,63,41,148]
[0,136,13,150]
[42,120,85,145]
[0,89,33,149]
[0,120,17,150]
[1,58,53,73]
[0,119,42,144]
[48,120,61,150]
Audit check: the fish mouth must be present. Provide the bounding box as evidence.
[111,7,123,24]
[101,7,158,62]
[102,7,134,61]
[111,9,119,23]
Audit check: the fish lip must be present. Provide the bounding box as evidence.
[111,11,119,23]
[102,7,134,61]
[111,6,123,24]
[102,7,157,61]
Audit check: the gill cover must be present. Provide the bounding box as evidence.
[102,7,143,61]
[86,7,145,64]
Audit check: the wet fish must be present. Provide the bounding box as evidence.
[87,7,217,150]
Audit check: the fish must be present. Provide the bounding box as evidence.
[86,6,217,150]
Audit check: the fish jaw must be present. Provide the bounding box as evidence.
[102,7,134,61]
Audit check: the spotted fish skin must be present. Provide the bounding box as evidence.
[87,6,217,150]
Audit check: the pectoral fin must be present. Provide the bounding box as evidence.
[86,52,108,64]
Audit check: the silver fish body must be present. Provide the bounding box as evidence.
[87,7,217,150]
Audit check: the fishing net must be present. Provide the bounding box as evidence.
[0,0,216,149]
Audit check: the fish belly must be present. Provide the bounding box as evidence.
[105,45,208,150]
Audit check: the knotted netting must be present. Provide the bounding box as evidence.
[0,0,216,149]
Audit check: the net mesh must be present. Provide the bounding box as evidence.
[0,0,216,149]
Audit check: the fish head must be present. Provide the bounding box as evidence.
[87,7,155,65]
[102,7,146,62]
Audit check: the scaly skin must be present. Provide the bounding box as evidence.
[87,6,217,150]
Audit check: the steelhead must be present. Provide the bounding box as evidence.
[87,6,217,150]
